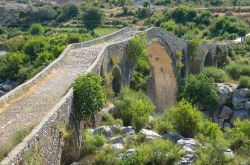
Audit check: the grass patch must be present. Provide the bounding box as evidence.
[0,144,11,161]
[201,67,229,83]
[11,127,30,145]
[239,76,250,88]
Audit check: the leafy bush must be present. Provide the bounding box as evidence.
[81,130,105,156]
[83,8,103,31]
[63,3,79,19]
[67,34,80,44]
[131,139,183,164]
[170,100,203,137]
[29,24,45,35]
[34,51,54,68]
[225,64,250,79]
[154,110,174,134]
[73,73,106,120]
[239,76,250,88]
[98,112,123,126]
[5,36,26,52]
[187,38,202,73]
[114,88,155,132]
[128,32,150,91]
[201,67,229,83]
[24,37,48,59]
[179,74,219,112]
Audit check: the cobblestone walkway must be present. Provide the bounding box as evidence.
[0,30,137,145]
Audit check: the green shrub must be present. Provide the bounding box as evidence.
[194,143,232,165]
[128,32,150,91]
[98,112,123,126]
[73,73,106,120]
[11,128,29,145]
[114,88,155,132]
[5,36,26,52]
[83,8,103,31]
[29,24,45,35]
[67,34,80,44]
[187,38,202,73]
[239,76,250,88]
[24,37,48,59]
[171,100,203,137]
[225,64,250,79]
[154,110,174,134]
[179,74,219,112]
[94,148,122,165]
[131,139,183,164]
[201,67,229,83]
[34,51,54,68]
[81,130,105,156]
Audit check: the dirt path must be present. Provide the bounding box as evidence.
[0,30,137,145]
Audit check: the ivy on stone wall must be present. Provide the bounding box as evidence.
[187,38,202,73]
[73,73,106,120]
[128,32,150,91]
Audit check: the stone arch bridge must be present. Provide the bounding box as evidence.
[0,27,229,164]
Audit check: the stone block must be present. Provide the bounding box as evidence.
[232,96,245,109]
[245,101,250,110]
[229,110,249,123]
[233,88,249,98]
[219,106,233,120]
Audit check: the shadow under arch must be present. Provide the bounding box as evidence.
[147,39,177,113]
[204,51,214,67]
[112,65,122,96]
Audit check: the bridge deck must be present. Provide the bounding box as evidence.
[0,30,137,145]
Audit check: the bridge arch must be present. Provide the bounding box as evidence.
[147,38,178,113]
[204,51,214,67]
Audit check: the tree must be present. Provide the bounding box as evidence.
[29,24,45,35]
[63,3,79,19]
[73,73,106,120]
[83,8,103,31]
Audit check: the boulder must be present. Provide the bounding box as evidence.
[162,132,183,143]
[233,88,249,98]
[245,101,250,110]
[122,126,135,135]
[111,143,124,150]
[109,136,125,144]
[177,138,197,147]
[117,153,125,159]
[94,126,113,137]
[229,110,249,123]
[224,149,234,160]
[215,83,233,106]
[127,149,135,157]
[139,129,162,140]
[219,106,233,120]
[232,96,245,109]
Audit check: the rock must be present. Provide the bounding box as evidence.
[94,126,113,137]
[224,149,234,160]
[127,149,135,157]
[180,160,192,165]
[139,129,162,140]
[232,96,245,109]
[111,124,122,134]
[245,101,250,110]
[183,145,195,154]
[229,110,249,123]
[223,122,231,130]
[117,153,125,159]
[215,83,233,106]
[111,143,124,150]
[109,136,125,144]
[70,162,79,165]
[177,138,197,147]
[219,106,233,120]
[162,132,183,143]
[0,83,13,92]
[233,88,249,98]
[122,126,135,135]
[0,90,6,96]
[218,118,224,128]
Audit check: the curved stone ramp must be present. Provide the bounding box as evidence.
[0,28,138,146]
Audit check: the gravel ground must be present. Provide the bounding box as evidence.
[0,29,138,146]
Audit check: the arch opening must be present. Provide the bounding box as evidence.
[148,41,177,113]
[112,67,121,96]
[204,52,213,66]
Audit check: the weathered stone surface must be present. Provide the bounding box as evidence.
[162,132,183,142]
[229,110,249,123]
[139,129,162,140]
[122,126,135,135]
[109,136,125,144]
[127,149,135,157]
[215,83,233,106]
[177,138,197,147]
[232,96,245,109]
[94,126,113,137]
[245,101,250,110]
[218,118,224,127]
[219,106,233,120]
[223,122,232,130]
[224,149,234,160]
[233,88,249,98]
[111,143,124,150]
